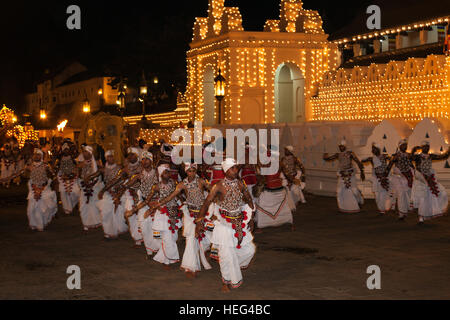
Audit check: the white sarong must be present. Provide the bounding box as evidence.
[370,170,393,214]
[255,188,293,229]
[391,167,414,215]
[27,180,57,231]
[124,190,143,244]
[78,179,103,230]
[336,170,364,213]
[412,171,448,220]
[210,204,255,288]
[152,205,183,265]
[96,191,129,238]
[58,176,80,215]
[180,205,212,273]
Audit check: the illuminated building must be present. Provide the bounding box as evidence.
[185,0,336,125]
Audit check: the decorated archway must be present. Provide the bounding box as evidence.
[274,62,305,123]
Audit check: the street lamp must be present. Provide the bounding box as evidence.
[140,71,148,121]
[82,98,91,114]
[214,68,226,125]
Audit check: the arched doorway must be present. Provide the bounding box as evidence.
[203,65,215,126]
[274,63,305,123]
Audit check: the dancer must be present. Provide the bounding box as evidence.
[57,142,80,215]
[323,140,365,213]
[387,139,415,220]
[1,143,15,188]
[411,141,450,223]
[254,147,294,230]
[195,158,255,292]
[96,150,128,240]
[101,147,144,246]
[281,146,307,205]
[78,145,103,232]
[147,162,211,277]
[362,143,393,215]
[124,151,160,256]
[0,149,58,231]
[144,164,182,267]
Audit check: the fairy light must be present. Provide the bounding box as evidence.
[311,55,450,123]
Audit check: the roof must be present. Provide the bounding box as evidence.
[56,70,107,87]
[329,0,450,41]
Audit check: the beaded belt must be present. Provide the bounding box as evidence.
[219,208,249,249]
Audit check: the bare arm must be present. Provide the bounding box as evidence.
[431,147,450,160]
[240,180,254,210]
[196,183,221,223]
[323,153,338,161]
[156,183,185,208]
[351,152,365,181]
[361,157,373,164]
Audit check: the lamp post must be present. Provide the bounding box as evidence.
[214,68,226,125]
[139,71,148,121]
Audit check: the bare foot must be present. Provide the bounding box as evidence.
[163,264,171,271]
[291,224,296,232]
[221,284,231,293]
[186,272,196,279]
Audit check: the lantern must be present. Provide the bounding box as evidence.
[82,98,91,113]
[214,68,226,124]
[40,108,47,120]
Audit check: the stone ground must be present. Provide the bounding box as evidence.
[1,184,450,300]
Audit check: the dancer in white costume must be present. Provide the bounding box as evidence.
[124,151,160,256]
[57,143,80,215]
[101,147,144,247]
[146,163,211,277]
[0,143,15,188]
[410,141,450,223]
[362,143,393,214]
[96,150,128,240]
[323,140,365,213]
[0,149,58,231]
[281,146,307,205]
[387,139,415,220]
[254,148,294,230]
[78,145,103,232]
[196,158,255,292]
[142,164,182,268]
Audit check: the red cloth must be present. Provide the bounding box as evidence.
[210,168,225,186]
[241,168,257,186]
[265,172,283,189]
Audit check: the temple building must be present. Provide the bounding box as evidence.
[185,0,337,125]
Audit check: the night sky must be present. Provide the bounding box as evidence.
[1,0,373,112]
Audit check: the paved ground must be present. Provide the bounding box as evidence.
[1,184,450,300]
